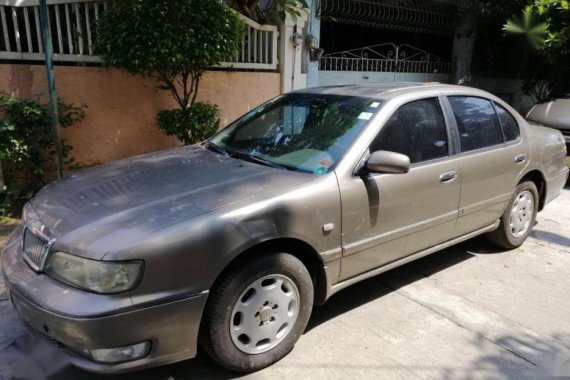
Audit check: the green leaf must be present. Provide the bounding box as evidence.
[94,0,242,109]
[504,5,549,48]
[0,94,84,205]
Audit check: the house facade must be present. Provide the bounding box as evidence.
[303,0,531,109]
[309,0,471,86]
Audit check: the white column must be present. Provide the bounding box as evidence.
[279,13,308,94]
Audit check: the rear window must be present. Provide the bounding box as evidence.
[448,97,504,152]
[494,103,520,142]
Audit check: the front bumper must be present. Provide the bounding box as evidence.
[1,228,208,374]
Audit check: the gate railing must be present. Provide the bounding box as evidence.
[320,43,452,74]
[0,0,279,70]
[220,13,279,70]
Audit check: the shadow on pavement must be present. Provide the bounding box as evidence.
[307,237,484,331]
[531,230,570,247]
[465,333,570,379]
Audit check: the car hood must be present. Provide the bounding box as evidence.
[29,145,314,259]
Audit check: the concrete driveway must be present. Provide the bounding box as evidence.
[1,187,569,379]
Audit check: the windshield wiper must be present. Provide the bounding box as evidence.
[205,142,230,156]
[230,151,291,171]
[206,143,291,171]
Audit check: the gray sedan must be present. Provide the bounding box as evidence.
[1,83,568,374]
[526,92,570,146]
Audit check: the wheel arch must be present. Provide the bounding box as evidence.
[208,237,329,307]
[519,170,547,211]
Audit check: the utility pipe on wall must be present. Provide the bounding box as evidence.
[38,0,64,179]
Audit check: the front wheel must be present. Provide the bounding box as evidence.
[486,181,538,249]
[200,253,314,372]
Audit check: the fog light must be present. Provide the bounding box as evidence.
[84,342,150,363]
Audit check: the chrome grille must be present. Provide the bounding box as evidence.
[23,229,50,271]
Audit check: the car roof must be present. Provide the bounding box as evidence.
[293,83,481,100]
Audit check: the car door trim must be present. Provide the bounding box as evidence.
[459,192,512,217]
[327,219,501,299]
[342,209,458,257]
[439,95,461,156]
[320,247,343,263]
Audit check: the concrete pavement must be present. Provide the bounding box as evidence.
[0,187,569,379]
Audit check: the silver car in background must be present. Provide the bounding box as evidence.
[527,93,570,147]
[2,83,568,374]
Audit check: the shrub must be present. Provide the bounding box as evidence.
[156,102,220,146]
[0,94,85,213]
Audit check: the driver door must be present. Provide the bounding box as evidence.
[338,97,461,280]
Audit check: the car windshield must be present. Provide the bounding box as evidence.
[207,93,380,174]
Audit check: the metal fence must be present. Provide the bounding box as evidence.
[318,0,471,36]
[220,13,279,71]
[320,43,452,74]
[0,0,279,70]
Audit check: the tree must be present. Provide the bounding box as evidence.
[533,0,570,54]
[503,5,549,48]
[225,0,308,24]
[503,0,570,51]
[503,0,570,101]
[95,0,243,144]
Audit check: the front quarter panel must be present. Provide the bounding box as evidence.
[103,174,342,306]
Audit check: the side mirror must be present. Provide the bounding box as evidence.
[365,150,411,174]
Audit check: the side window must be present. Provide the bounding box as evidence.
[494,103,520,142]
[448,96,504,152]
[370,98,449,164]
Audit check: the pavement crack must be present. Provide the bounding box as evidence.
[497,345,538,367]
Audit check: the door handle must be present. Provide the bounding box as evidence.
[440,171,458,184]
[515,154,528,164]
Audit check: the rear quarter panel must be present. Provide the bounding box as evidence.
[524,122,568,203]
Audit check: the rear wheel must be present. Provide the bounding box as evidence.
[200,253,313,372]
[486,181,538,249]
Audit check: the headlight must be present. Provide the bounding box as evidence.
[45,252,143,294]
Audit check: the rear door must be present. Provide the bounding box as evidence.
[338,97,461,280]
[443,96,530,237]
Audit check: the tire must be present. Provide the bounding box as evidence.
[486,181,539,249]
[200,252,314,372]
